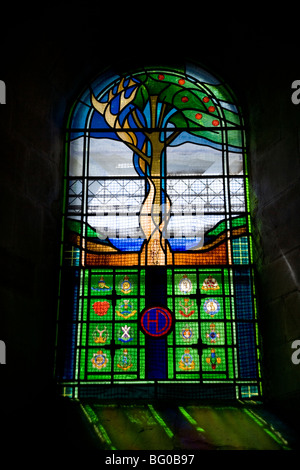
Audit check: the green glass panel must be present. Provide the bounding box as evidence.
[174,272,197,296]
[83,299,88,321]
[90,273,113,296]
[87,375,111,381]
[232,216,246,228]
[114,375,138,380]
[115,273,138,296]
[115,298,138,321]
[140,270,146,295]
[80,349,85,379]
[226,129,243,148]
[202,347,226,372]
[167,331,173,346]
[175,321,199,346]
[177,373,201,380]
[115,323,137,346]
[223,270,230,295]
[114,348,138,373]
[139,349,145,379]
[204,82,239,106]
[249,236,254,263]
[86,224,99,238]
[226,322,233,344]
[201,321,225,346]
[90,299,113,321]
[83,279,89,297]
[81,322,87,344]
[199,271,223,294]
[167,269,173,295]
[67,218,82,235]
[200,297,224,320]
[89,322,111,346]
[206,220,226,237]
[88,349,111,373]
[167,348,174,379]
[175,347,200,372]
[227,348,234,378]
[222,107,241,126]
[174,297,197,321]
[167,297,173,312]
[202,373,227,379]
[225,298,232,320]
[139,330,145,346]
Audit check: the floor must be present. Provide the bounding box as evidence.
[2,397,298,455]
[78,400,297,451]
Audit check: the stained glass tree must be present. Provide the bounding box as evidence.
[56,64,262,400]
[91,69,240,265]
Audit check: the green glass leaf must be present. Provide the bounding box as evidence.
[205,82,235,103]
[227,129,243,147]
[134,84,149,111]
[222,107,241,126]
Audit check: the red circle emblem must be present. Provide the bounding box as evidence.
[140,307,173,337]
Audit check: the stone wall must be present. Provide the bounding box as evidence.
[245,51,300,420]
[0,18,299,430]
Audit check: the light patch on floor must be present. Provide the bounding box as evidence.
[80,401,291,450]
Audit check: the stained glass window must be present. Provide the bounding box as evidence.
[55,63,262,400]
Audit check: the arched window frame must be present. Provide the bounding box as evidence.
[55,62,262,401]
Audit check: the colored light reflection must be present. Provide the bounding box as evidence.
[80,403,290,450]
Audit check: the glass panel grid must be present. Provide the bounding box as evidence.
[55,63,262,401]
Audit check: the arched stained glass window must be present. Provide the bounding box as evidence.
[55,62,262,400]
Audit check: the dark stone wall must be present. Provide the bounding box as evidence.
[0,11,299,441]
[246,57,300,420]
